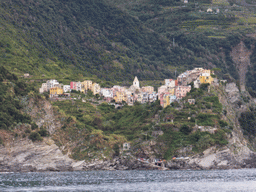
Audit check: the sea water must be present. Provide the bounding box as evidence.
[1,169,256,191]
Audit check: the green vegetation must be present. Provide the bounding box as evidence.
[29,132,43,142]
[239,107,256,137]
[0,66,37,130]
[53,84,229,160]
[1,0,256,88]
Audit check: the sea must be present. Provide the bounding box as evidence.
[1,169,256,192]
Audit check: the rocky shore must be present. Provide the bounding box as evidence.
[0,137,255,172]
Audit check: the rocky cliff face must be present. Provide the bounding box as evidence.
[230,41,252,91]
[0,137,165,172]
[23,98,62,134]
[0,138,74,172]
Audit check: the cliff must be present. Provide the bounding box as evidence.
[167,82,256,170]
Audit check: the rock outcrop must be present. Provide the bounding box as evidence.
[230,41,252,92]
[0,138,167,172]
[0,138,74,172]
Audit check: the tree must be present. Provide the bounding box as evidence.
[180,124,191,135]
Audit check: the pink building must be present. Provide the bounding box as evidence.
[159,93,165,107]
[70,81,77,91]
[158,85,167,95]
[175,85,191,99]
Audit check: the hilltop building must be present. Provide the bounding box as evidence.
[92,83,101,95]
[175,85,191,99]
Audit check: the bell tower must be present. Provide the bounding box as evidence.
[133,76,140,88]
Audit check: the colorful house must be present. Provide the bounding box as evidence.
[50,87,63,97]
[159,93,165,107]
[175,85,191,99]
[114,91,126,103]
[81,80,92,92]
[199,75,213,84]
[141,86,154,93]
[168,87,175,95]
[158,85,167,95]
[163,93,170,108]
[92,83,101,95]
[70,81,77,91]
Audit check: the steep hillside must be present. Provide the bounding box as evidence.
[1,0,256,89]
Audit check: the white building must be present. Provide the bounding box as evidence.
[46,79,59,91]
[194,77,201,89]
[76,81,82,92]
[148,92,158,103]
[100,88,113,98]
[63,85,71,93]
[39,83,47,94]
[165,79,176,88]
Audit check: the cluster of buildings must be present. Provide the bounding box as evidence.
[39,68,216,108]
[158,68,215,108]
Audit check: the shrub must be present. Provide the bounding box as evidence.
[200,83,209,91]
[219,120,228,127]
[31,122,38,130]
[196,134,215,150]
[38,128,49,137]
[29,132,43,142]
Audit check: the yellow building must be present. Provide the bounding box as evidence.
[114,91,122,103]
[168,87,175,95]
[199,75,213,84]
[81,80,93,93]
[50,87,63,97]
[92,83,101,95]
[163,94,170,108]
[114,91,126,103]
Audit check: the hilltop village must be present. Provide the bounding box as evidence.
[39,68,217,108]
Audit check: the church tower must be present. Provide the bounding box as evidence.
[133,76,140,88]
